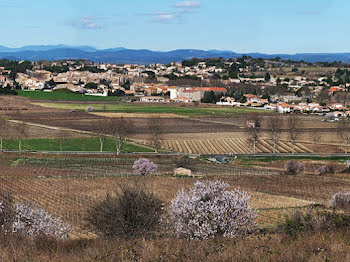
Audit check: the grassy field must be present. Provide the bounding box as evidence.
[34,102,272,117]
[1,137,153,152]
[17,90,122,101]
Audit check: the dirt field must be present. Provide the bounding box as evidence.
[0,154,349,237]
[91,112,187,118]
[0,96,346,153]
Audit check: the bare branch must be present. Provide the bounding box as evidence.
[267,115,283,154]
[245,114,262,154]
[108,118,133,155]
[287,115,303,154]
[148,118,163,153]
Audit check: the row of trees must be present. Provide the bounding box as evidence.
[92,117,163,154]
[0,114,164,153]
[246,114,350,154]
[245,115,302,154]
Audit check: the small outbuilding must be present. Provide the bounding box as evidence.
[174,167,192,177]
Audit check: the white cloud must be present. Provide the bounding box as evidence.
[146,1,200,24]
[172,1,200,9]
[72,16,105,30]
[151,12,178,23]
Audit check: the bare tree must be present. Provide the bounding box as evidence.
[338,118,350,153]
[336,92,350,107]
[14,122,28,152]
[108,118,133,155]
[287,115,303,154]
[308,131,321,153]
[148,118,163,153]
[317,90,330,104]
[245,114,262,154]
[11,110,29,152]
[93,119,109,152]
[0,116,8,152]
[56,130,68,152]
[267,116,283,154]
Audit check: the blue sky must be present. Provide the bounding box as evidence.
[0,0,348,53]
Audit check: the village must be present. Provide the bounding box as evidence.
[1,57,350,118]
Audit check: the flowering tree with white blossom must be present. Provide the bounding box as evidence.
[132,158,157,176]
[11,202,70,239]
[330,192,350,211]
[169,180,257,240]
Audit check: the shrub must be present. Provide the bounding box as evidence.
[175,156,196,171]
[282,208,350,237]
[346,160,350,169]
[0,191,15,232]
[169,180,257,240]
[284,160,305,175]
[86,182,163,239]
[315,165,335,175]
[86,106,94,112]
[330,192,350,211]
[12,202,70,239]
[132,158,157,176]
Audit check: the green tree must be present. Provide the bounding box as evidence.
[84,82,98,89]
[201,91,218,103]
[121,80,131,90]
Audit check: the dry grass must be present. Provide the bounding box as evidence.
[1,230,350,261]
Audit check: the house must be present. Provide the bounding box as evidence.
[216,96,241,106]
[182,89,201,101]
[140,96,165,103]
[333,111,346,117]
[0,76,6,84]
[330,103,346,111]
[156,86,169,94]
[85,91,108,97]
[183,87,227,100]
[124,90,136,96]
[156,77,169,83]
[277,103,294,113]
[171,96,192,103]
[264,104,278,111]
[245,95,268,105]
[312,106,329,113]
[144,86,158,96]
[249,102,264,107]
[330,86,345,93]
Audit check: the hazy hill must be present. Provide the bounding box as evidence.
[1,45,350,64]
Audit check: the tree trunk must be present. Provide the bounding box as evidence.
[0,138,2,152]
[99,138,103,152]
[273,141,276,154]
[19,139,22,152]
[115,139,121,155]
[292,141,295,154]
[153,134,159,153]
[253,139,256,154]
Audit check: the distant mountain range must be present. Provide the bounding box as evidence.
[1,45,350,64]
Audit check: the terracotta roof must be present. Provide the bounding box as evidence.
[196,87,227,92]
